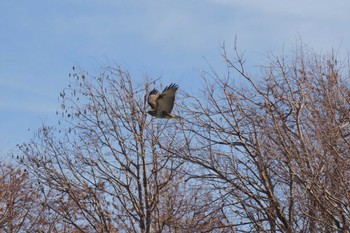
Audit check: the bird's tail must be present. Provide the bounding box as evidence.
[166,113,182,119]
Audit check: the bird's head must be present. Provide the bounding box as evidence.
[147,110,157,116]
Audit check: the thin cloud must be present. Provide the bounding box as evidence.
[0,79,58,113]
[208,0,350,19]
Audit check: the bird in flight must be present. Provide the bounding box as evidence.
[147,83,180,118]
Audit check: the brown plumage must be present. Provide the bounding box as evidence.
[147,83,180,118]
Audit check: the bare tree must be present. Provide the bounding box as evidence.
[18,42,350,232]
[0,163,35,233]
[0,161,68,232]
[168,44,350,232]
[19,66,226,232]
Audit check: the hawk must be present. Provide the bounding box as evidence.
[147,83,180,118]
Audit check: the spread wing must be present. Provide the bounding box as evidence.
[147,89,159,110]
[156,83,178,113]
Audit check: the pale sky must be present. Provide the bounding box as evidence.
[1,0,350,154]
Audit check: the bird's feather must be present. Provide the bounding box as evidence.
[156,83,178,114]
[147,88,159,110]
